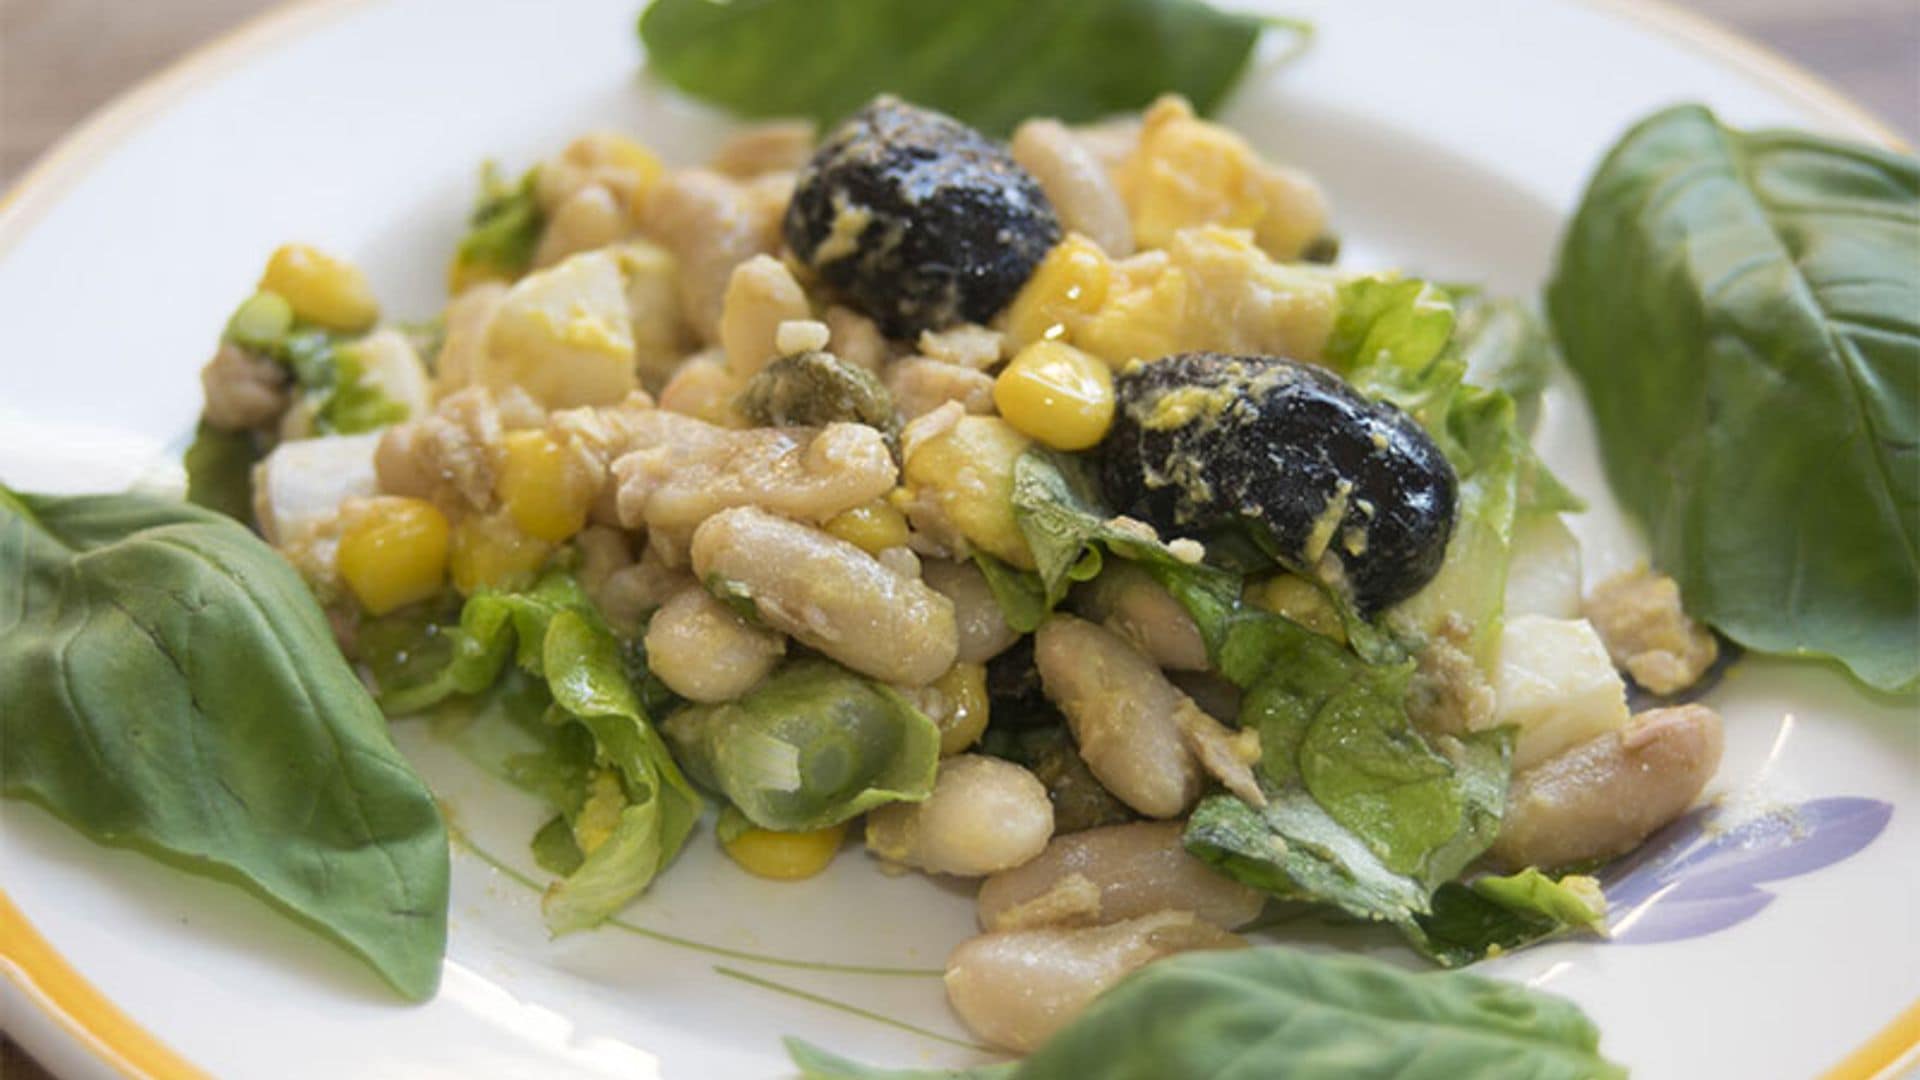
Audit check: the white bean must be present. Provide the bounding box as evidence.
[640,169,782,340]
[885,357,996,420]
[1071,561,1208,671]
[690,506,958,686]
[922,559,1019,663]
[643,585,785,703]
[977,822,1264,931]
[720,255,812,379]
[1035,615,1204,818]
[866,755,1052,876]
[709,121,816,178]
[534,183,628,268]
[613,413,896,537]
[944,911,1242,1052]
[1011,119,1134,256]
[1491,704,1723,869]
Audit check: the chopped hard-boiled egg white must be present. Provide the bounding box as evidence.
[251,432,382,545]
[1485,614,1631,771]
[481,248,638,408]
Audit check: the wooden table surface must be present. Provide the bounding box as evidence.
[0,0,1915,1076]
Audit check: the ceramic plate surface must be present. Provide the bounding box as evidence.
[0,1,1915,1077]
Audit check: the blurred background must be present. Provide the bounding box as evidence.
[1,0,1916,185]
[0,0,1915,1077]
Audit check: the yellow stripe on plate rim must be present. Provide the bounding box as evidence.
[0,887,209,1079]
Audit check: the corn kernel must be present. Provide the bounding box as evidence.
[259,243,380,332]
[336,497,450,615]
[1246,573,1347,644]
[902,416,1034,569]
[449,510,553,594]
[994,341,1115,451]
[498,430,598,542]
[1003,234,1112,347]
[823,500,911,555]
[721,821,847,881]
[927,662,990,756]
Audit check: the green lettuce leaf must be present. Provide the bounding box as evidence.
[0,489,447,999]
[638,0,1307,138]
[1003,446,1507,907]
[1548,104,1919,694]
[791,945,1624,1079]
[370,571,700,933]
[1324,275,1575,665]
[1009,447,1242,628]
[1453,293,1555,434]
[663,660,939,831]
[530,814,587,877]
[1407,869,1608,968]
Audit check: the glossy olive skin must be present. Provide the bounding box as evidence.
[784,96,1060,338]
[1101,353,1457,614]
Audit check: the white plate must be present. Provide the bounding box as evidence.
[1,1,1915,1077]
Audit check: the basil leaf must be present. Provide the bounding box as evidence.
[183,420,261,524]
[638,0,1303,138]
[793,946,1624,1079]
[663,659,939,831]
[1407,869,1607,968]
[1187,608,1510,919]
[0,489,448,999]
[1007,448,1119,607]
[1548,104,1920,694]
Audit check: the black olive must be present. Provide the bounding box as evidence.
[1101,352,1457,615]
[784,96,1061,338]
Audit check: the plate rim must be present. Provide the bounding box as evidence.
[0,1,1912,1078]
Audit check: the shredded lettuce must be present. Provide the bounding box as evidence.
[366,571,700,934]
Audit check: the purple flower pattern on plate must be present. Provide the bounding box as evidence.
[1598,797,1893,945]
